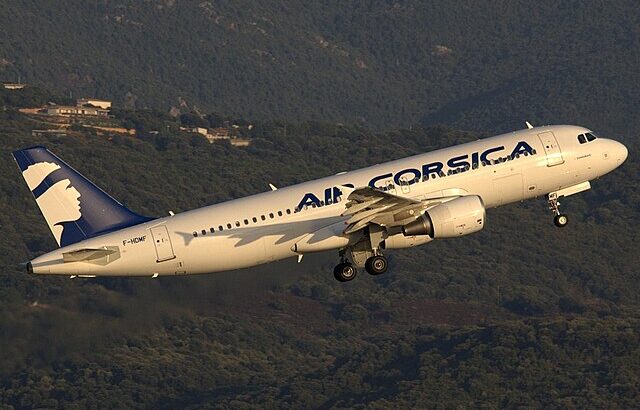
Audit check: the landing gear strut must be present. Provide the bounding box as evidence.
[548,192,569,228]
[333,227,390,282]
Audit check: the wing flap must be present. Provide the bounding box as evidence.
[342,197,385,216]
[344,214,379,234]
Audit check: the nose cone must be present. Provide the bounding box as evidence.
[599,138,628,176]
[615,141,629,164]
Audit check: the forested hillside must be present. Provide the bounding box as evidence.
[0,99,638,406]
[0,1,638,134]
[1,1,639,406]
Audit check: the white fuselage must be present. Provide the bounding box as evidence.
[29,125,628,276]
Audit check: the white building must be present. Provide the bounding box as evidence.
[46,105,109,117]
[191,127,208,136]
[2,83,26,90]
[77,98,112,110]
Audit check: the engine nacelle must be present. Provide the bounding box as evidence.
[382,233,432,249]
[402,195,485,238]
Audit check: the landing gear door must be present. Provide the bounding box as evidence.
[150,226,176,262]
[538,131,564,166]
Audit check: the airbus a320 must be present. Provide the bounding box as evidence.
[14,124,627,282]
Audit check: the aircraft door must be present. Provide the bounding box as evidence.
[150,226,176,262]
[538,131,564,166]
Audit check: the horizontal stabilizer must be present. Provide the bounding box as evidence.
[63,247,119,263]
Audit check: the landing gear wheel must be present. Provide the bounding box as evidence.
[548,193,569,228]
[333,263,357,282]
[365,255,388,276]
[554,214,569,228]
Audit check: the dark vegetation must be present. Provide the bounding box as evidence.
[0,87,638,407]
[0,1,638,135]
[0,1,639,407]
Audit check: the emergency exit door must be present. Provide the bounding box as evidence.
[150,226,176,262]
[538,131,564,166]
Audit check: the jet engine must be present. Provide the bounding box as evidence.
[402,195,485,238]
[382,233,432,249]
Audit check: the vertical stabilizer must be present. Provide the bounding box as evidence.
[13,146,152,247]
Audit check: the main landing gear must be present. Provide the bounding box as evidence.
[333,253,389,282]
[333,226,390,282]
[548,192,569,228]
[365,255,388,275]
[333,262,358,282]
[333,255,389,282]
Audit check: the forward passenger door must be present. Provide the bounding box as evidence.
[538,131,564,166]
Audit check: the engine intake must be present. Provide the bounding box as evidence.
[402,195,485,238]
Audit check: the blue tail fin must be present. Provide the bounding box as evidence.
[13,146,153,247]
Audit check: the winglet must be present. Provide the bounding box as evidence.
[525,121,534,129]
[269,184,277,191]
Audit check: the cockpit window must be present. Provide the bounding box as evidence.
[578,132,598,144]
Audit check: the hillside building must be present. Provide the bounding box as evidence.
[46,105,109,117]
[2,83,26,90]
[208,127,231,138]
[230,138,250,147]
[191,127,208,136]
[77,98,112,109]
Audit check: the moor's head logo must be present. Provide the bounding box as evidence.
[22,162,82,245]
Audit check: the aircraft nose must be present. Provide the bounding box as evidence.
[614,140,628,164]
[617,142,629,164]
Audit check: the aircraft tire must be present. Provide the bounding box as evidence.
[365,255,388,275]
[554,214,569,228]
[334,263,357,282]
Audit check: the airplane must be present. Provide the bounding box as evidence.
[13,124,627,282]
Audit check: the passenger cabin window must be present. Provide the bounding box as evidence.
[235,221,240,227]
[252,217,257,223]
[286,209,291,214]
[244,219,249,225]
[227,223,232,229]
[201,230,206,236]
[278,211,283,216]
[261,215,266,221]
[269,213,274,219]
[210,227,215,233]
[218,225,224,231]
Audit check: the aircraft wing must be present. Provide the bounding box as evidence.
[341,186,446,234]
